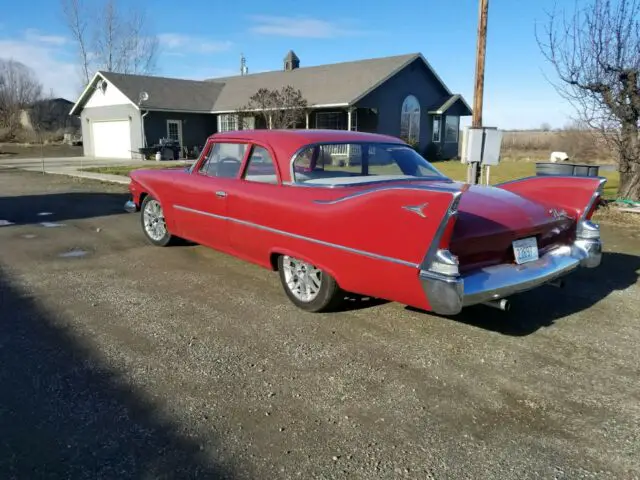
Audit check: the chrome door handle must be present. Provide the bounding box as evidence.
[215,191,227,198]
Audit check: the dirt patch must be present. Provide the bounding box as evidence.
[1,169,639,479]
[594,203,640,228]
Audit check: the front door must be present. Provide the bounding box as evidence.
[171,140,249,249]
[167,119,183,147]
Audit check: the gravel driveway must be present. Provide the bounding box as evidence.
[1,170,639,479]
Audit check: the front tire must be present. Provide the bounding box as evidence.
[140,195,175,247]
[277,255,343,312]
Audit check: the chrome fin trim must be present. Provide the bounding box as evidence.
[313,184,460,205]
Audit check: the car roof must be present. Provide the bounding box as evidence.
[207,129,406,182]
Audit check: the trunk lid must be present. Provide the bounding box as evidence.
[448,184,576,272]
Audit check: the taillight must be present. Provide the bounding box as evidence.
[429,249,460,277]
[577,220,600,240]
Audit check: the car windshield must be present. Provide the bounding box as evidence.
[292,142,447,185]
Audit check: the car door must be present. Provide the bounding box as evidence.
[171,140,249,250]
[227,143,283,264]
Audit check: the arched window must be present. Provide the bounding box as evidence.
[400,95,421,145]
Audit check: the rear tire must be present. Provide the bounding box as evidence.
[277,255,343,312]
[140,195,175,247]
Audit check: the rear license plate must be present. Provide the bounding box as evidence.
[512,236,539,265]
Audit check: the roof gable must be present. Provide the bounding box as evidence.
[70,71,224,115]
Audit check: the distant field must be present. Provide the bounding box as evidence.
[488,130,616,164]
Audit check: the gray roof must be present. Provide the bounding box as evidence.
[208,53,421,111]
[99,71,224,113]
[72,53,470,115]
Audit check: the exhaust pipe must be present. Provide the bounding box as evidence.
[548,279,564,288]
[483,299,511,311]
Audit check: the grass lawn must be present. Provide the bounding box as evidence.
[82,159,620,200]
[81,162,191,176]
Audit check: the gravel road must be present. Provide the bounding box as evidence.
[1,170,639,479]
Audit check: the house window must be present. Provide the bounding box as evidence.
[217,114,237,132]
[241,116,255,130]
[217,114,254,132]
[166,119,183,147]
[432,115,441,142]
[445,116,459,143]
[315,111,346,130]
[400,95,421,144]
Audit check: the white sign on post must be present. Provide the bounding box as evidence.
[480,128,503,166]
[461,126,503,165]
[460,126,504,185]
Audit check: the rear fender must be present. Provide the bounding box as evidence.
[496,176,607,221]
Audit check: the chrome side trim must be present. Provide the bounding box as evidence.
[173,204,419,268]
[290,177,455,190]
[313,184,460,204]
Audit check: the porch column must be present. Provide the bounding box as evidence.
[305,111,310,129]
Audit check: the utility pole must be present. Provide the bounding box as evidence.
[469,0,489,185]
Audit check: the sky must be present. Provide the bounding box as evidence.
[0,0,581,129]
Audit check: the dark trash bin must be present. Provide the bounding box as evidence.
[535,162,600,177]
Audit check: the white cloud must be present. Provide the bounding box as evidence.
[158,33,232,54]
[0,31,80,101]
[24,28,68,46]
[248,15,369,38]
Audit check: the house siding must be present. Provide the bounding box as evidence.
[354,59,459,160]
[144,111,217,151]
[80,104,141,158]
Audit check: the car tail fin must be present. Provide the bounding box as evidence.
[496,176,607,221]
[419,185,468,278]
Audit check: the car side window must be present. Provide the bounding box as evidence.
[199,142,247,178]
[243,145,278,184]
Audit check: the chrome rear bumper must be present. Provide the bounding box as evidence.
[420,237,602,316]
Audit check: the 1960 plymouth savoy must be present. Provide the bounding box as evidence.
[124,129,604,315]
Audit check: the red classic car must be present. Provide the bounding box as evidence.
[124,129,604,315]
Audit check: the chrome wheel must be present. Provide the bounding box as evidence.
[282,255,323,302]
[143,199,167,241]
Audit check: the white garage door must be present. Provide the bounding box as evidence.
[92,120,132,158]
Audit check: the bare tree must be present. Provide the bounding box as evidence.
[0,59,43,139]
[536,0,640,200]
[238,86,309,129]
[62,0,159,86]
